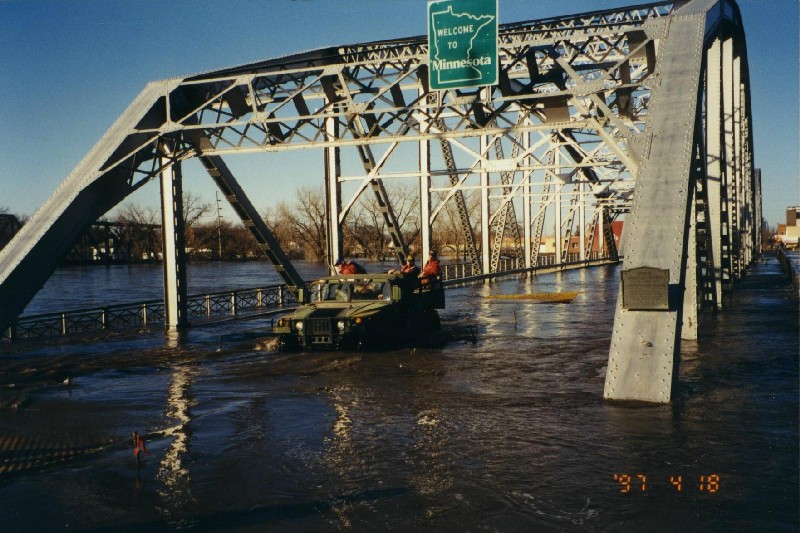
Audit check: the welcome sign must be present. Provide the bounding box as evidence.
[427,0,498,90]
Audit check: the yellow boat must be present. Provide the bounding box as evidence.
[486,291,580,303]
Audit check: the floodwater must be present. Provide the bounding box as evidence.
[0,257,797,531]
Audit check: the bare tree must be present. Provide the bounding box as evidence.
[262,205,302,258]
[0,206,28,225]
[183,191,212,228]
[0,207,23,250]
[390,183,422,251]
[221,222,261,259]
[431,189,480,260]
[345,183,421,260]
[115,204,161,261]
[346,197,386,260]
[178,191,211,256]
[276,186,327,261]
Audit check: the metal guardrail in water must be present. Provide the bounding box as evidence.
[438,253,601,283]
[4,285,299,341]
[775,247,800,294]
[3,253,612,341]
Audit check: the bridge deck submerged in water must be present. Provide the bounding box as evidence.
[4,256,614,342]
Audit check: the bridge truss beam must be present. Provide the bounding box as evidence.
[604,0,757,403]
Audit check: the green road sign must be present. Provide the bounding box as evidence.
[427,0,498,91]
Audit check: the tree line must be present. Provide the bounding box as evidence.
[2,185,484,263]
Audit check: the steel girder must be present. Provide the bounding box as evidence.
[604,0,757,403]
[159,146,189,329]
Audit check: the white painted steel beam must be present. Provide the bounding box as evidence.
[706,37,724,308]
[733,51,749,279]
[480,134,491,274]
[522,120,532,269]
[604,11,707,404]
[325,114,343,271]
[159,152,188,329]
[722,36,736,284]
[579,182,586,262]
[418,88,432,259]
[605,0,757,403]
[554,147,563,262]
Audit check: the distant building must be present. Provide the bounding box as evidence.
[537,220,624,257]
[775,206,799,249]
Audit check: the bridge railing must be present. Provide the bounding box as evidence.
[3,285,299,341]
[439,252,603,282]
[3,252,613,341]
[775,246,800,294]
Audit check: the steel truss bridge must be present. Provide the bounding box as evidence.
[0,0,759,403]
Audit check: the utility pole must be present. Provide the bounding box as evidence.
[215,191,224,260]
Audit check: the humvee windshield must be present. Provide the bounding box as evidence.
[312,279,390,303]
[314,282,349,302]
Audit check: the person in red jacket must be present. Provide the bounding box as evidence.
[132,431,149,468]
[419,250,440,285]
[335,258,366,275]
[400,255,420,277]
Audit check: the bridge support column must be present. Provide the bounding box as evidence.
[731,50,748,280]
[579,182,586,262]
[479,133,491,274]
[523,120,532,269]
[721,36,736,285]
[706,36,724,308]
[325,114,342,270]
[604,12,706,403]
[683,189,698,340]
[160,151,188,329]
[553,147,563,262]
[418,87,432,257]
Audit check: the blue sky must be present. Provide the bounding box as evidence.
[0,0,797,226]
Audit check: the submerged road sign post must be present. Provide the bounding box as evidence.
[428,0,498,90]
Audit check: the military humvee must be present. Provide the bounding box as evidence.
[273,273,444,350]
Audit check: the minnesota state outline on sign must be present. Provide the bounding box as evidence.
[428,0,497,89]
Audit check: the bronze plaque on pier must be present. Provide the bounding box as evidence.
[621,267,669,310]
